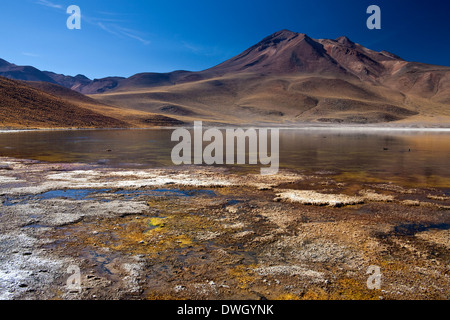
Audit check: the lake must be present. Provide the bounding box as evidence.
[0,127,449,188]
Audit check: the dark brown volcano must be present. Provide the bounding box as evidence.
[204,30,348,76]
[205,30,412,82]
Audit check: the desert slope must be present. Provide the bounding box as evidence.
[23,80,184,127]
[0,76,130,129]
[0,77,183,129]
[91,72,430,125]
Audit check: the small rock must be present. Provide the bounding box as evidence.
[174,285,186,292]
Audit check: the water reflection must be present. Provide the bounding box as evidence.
[0,128,448,187]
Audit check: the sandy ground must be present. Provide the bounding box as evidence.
[0,157,448,300]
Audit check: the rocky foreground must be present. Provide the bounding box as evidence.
[0,157,448,300]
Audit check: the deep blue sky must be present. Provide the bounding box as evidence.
[1,0,449,79]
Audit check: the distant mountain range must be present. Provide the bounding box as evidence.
[1,29,449,128]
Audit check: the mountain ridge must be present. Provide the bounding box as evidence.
[1,30,449,126]
[4,29,445,94]
[2,30,449,93]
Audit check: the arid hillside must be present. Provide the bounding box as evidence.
[0,77,182,129]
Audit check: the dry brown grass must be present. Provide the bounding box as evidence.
[1,79,183,128]
[0,77,132,129]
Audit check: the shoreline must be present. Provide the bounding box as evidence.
[1,123,450,134]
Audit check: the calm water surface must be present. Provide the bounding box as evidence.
[0,128,449,188]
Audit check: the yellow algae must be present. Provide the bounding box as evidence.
[149,217,166,228]
[378,259,408,272]
[145,292,182,300]
[298,278,381,300]
[301,288,329,300]
[175,234,193,246]
[157,234,193,248]
[275,293,302,300]
[228,264,258,290]
[107,215,196,253]
[55,209,224,256]
[332,278,381,300]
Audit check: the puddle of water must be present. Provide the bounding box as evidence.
[82,249,115,276]
[22,223,49,229]
[38,189,111,201]
[114,188,216,199]
[394,223,450,236]
[2,189,111,206]
[223,199,243,207]
[2,188,217,206]
[2,195,35,206]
